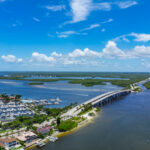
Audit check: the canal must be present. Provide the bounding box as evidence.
[34,85,150,150]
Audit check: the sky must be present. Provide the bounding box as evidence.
[0,0,150,72]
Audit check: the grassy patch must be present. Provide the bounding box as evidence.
[95,107,101,112]
[58,120,78,132]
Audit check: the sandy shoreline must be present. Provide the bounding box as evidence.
[26,109,100,150]
[54,110,100,138]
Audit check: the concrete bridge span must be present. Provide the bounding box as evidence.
[92,90,131,107]
[62,89,131,118]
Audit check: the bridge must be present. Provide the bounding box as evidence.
[62,89,131,118]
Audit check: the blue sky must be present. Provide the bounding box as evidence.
[0,0,150,71]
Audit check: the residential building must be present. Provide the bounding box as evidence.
[16,131,37,144]
[36,125,52,135]
[0,137,20,150]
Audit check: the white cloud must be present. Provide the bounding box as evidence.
[101,41,127,59]
[45,5,65,11]
[69,0,137,23]
[101,18,113,24]
[129,45,150,57]
[69,48,101,57]
[131,33,150,42]
[117,1,138,9]
[57,30,79,38]
[114,33,150,42]
[30,52,55,63]
[70,0,92,23]
[81,24,100,31]
[51,52,62,57]
[102,41,150,59]
[33,17,40,22]
[1,55,23,63]
[92,2,112,11]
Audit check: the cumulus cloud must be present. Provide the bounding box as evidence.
[30,52,55,63]
[102,41,150,59]
[1,55,23,63]
[129,45,150,57]
[3,40,150,69]
[51,52,62,57]
[45,5,65,11]
[131,33,150,42]
[69,48,101,58]
[101,41,127,59]
[114,33,150,42]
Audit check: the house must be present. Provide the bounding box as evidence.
[17,131,37,144]
[36,125,52,135]
[9,96,16,100]
[0,137,20,150]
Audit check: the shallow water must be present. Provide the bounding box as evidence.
[33,85,150,150]
[0,79,121,107]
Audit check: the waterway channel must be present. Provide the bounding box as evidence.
[33,85,150,150]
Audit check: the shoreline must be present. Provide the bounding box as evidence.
[56,110,100,138]
[26,109,100,150]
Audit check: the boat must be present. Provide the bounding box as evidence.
[50,99,55,102]
[54,102,59,105]
[48,136,58,142]
[56,97,62,102]
[36,141,46,147]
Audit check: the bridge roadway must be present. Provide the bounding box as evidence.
[62,89,131,118]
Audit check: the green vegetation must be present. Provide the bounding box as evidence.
[69,76,149,88]
[88,112,95,116]
[143,81,150,89]
[133,87,142,92]
[58,119,77,132]
[2,115,48,130]
[0,94,22,103]
[2,103,78,130]
[37,133,44,139]
[69,79,105,87]
[19,140,25,147]
[0,72,150,88]
[69,77,148,88]
[95,107,101,112]
[0,146,5,150]
[8,72,150,79]
[78,103,93,116]
[28,82,44,85]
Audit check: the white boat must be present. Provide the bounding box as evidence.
[48,136,58,142]
[54,102,59,105]
[50,99,55,102]
[56,97,62,102]
[36,142,46,147]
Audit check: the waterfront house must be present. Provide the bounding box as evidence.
[0,137,20,150]
[36,125,52,135]
[16,131,37,144]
